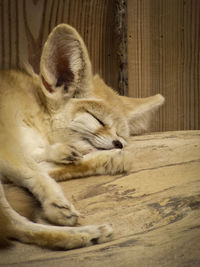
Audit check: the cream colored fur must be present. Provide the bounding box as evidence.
[0,24,164,250]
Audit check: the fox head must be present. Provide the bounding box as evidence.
[36,24,164,150]
[50,98,129,153]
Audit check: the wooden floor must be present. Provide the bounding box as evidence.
[1,131,200,267]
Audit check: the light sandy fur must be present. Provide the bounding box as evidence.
[0,24,164,250]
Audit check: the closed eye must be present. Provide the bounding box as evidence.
[86,111,105,126]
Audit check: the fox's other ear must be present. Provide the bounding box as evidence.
[121,94,165,135]
[40,24,92,98]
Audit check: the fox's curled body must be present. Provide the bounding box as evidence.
[0,24,164,249]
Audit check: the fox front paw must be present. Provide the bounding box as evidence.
[47,143,82,164]
[43,199,80,226]
[104,149,133,174]
[83,149,133,175]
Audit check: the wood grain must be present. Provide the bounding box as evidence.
[128,0,200,131]
[2,131,200,266]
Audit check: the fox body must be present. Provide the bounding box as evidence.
[0,24,164,249]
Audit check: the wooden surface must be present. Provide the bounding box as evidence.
[1,131,200,267]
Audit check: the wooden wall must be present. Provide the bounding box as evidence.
[128,0,200,131]
[0,0,199,131]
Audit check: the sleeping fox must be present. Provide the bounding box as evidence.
[0,24,164,249]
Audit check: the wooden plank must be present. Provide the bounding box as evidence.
[2,131,200,266]
[127,0,200,131]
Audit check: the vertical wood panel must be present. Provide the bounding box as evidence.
[0,0,123,91]
[128,0,200,131]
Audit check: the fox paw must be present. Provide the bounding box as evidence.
[93,223,113,244]
[46,143,82,164]
[49,224,113,249]
[43,199,80,226]
[105,149,132,174]
[79,224,113,246]
[83,149,133,175]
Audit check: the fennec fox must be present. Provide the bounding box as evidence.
[0,24,164,249]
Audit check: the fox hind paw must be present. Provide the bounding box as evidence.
[81,224,113,246]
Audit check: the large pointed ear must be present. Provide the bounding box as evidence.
[40,24,93,99]
[121,94,165,135]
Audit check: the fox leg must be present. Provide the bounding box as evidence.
[0,182,112,249]
[0,149,80,226]
[50,149,132,182]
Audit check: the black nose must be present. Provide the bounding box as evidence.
[112,140,123,149]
